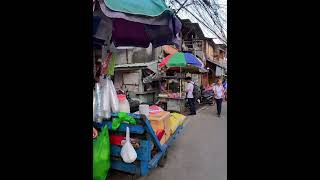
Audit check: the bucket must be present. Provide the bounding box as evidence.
[139,104,149,117]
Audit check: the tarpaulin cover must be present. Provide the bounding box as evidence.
[98,0,169,25]
[93,16,101,35]
[104,0,170,17]
[112,18,150,48]
[112,18,176,48]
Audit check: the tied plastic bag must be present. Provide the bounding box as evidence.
[120,127,137,163]
[93,126,110,180]
[112,112,136,131]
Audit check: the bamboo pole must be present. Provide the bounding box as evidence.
[180,67,182,98]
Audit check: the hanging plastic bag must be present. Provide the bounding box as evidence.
[93,90,96,121]
[120,127,137,163]
[95,83,104,122]
[108,78,120,113]
[93,126,110,180]
[101,78,111,119]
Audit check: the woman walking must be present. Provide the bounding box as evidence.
[213,79,225,117]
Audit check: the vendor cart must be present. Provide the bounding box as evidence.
[94,113,184,179]
[157,96,186,113]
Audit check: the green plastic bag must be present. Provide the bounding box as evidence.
[112,112,136,130]
[93,126,110,180]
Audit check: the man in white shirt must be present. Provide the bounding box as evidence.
[213,79,225,117]
[185,77,196,115]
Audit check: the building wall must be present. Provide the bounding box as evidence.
[115,44,158,65]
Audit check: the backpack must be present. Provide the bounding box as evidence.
[193,83,201,99]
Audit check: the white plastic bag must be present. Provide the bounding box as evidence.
[108,78,120,113]
[120,127,137,163]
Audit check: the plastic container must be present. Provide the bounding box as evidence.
[139,104,150,117]
[117,94,130,113]
[149,111,171,144]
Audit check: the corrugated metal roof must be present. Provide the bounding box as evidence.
[212,38,224,45]
[115,61,157,68]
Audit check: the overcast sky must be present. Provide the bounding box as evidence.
[175,0,227,42]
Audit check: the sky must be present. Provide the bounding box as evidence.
[173,0,227,43]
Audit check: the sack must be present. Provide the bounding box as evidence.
[93,126,110,180]
[120,127,137,163]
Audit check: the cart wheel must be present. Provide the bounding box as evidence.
[158,152,168,168]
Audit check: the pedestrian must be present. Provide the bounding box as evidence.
[213,79,225,117]
[185,77,196,115]
[93,127,98,138]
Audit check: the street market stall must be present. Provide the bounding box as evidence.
[93,0,184,179]
[157,52,207,113]
[94,111,186,178]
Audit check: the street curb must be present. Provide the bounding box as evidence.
[183,105,210,127]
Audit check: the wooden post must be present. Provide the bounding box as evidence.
[180,67,182,98]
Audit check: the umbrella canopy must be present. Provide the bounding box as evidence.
[104,0,170,17]
[93,0,182,48]
[159,52,204,69]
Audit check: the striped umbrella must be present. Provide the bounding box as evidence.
[159,52,205,71]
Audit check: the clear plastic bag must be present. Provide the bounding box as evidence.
[93,90,96,121]
[95,83,104,121]
[101,78,111,119]
[108,78,120,113]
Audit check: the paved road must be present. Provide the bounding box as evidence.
[109,102,227,180]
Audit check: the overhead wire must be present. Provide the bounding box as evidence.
[170,0,227,44]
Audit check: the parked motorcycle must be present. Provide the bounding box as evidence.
[200,89,214,105]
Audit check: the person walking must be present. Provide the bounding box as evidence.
[185,77,196,115]
[213,79,225,117]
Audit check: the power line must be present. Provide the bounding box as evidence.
[187,0,227,40]
[174,1,227,43]
[197,0,227,37]
[169,0,227,44]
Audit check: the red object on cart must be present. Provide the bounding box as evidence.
[109,134,125,146]
[156,129,165,141]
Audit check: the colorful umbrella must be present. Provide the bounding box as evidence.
[159,52,204,69]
